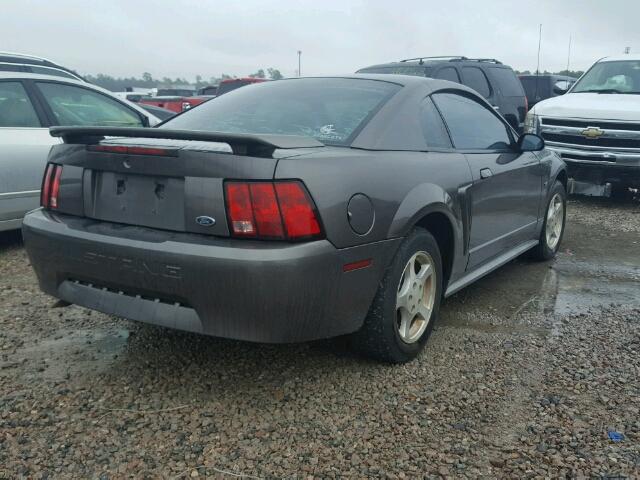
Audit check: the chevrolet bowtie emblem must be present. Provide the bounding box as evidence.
[581,127,604,139]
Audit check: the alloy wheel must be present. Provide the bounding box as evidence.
[395,251,437,344]
[545,193,564,250]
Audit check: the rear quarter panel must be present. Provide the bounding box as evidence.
[275,148,473,279]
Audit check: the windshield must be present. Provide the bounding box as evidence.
[572,60,640,93]
[161,78,401,145]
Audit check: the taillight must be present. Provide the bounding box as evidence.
[274,182,322,238]
[87,145,178,156]
[224,181,323,241]
[41,164,54,207]
[41,164,63,209]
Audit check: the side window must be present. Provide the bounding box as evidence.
[462,67,491,98]
[36,82,143,127]
[434,67,461,83]
[421,97,452,148]
[432,92,511,150]
[0,81,41,128]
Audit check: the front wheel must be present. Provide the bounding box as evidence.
[352,228,443,363]
[530,181,566,261]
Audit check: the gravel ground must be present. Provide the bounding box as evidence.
[1,196,639,479]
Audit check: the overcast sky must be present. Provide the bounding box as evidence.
[3,0,638,80]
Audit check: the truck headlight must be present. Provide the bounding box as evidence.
[524,112,540,134]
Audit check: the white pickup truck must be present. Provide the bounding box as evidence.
[524,55,640,197]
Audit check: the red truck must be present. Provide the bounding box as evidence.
[139,78,267,113]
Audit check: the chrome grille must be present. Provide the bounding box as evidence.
[539,117,640,166]
[540,117,640,151]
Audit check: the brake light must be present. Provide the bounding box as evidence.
[87,145,178,156]
[41,164,54,207]
[41,164,63,209]
[50,166,63,209]
[224,181,322,241]
[275,182,322,238]
[225,183,255,236]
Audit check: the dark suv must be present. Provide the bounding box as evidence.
[357,56,527,131]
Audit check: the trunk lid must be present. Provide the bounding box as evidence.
[48,127,323,237]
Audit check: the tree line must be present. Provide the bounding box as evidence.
[515,70,585,78]
[85,68,284,92]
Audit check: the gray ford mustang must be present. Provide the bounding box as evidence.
[23,75,567,363]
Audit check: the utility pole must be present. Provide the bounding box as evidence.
[536,24,542,75]
[297,50,302,77]
[566,34,572,75]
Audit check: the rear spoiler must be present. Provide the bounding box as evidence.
[49,126,324,156]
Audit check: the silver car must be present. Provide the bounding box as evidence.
[0,72,159,231]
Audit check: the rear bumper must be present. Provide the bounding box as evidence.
[23,210,400,343]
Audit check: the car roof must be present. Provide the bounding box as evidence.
[0,52,85,80]
[360,59,510,70]
[599,54,640,62]
[0,71,90,84]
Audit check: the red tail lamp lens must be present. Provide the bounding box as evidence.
[225,181,322,240]
[274,182,322,239]
[226,183,256,236]
[249,183,284,238]
[41,164,54,207]
[41,164,63,209]
[49,166,63,209]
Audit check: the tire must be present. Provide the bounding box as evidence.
[352,228,443,363]
[530,180,566,261]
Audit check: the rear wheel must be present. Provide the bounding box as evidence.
[530,181,566,261]
[353,228,443,363]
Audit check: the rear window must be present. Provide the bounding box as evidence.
[519,76,550,102]
[162,78,401,145]
[357,66,426,76]
[489,68,525,97]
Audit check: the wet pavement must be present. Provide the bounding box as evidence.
[1,196,639,478]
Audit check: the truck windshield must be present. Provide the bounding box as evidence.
[572,60,640,94]
[161,78,401,145]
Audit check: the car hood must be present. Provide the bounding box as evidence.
[532,92,640,121]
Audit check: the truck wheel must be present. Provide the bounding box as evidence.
[353,228,443,363]
[531,181,566,261]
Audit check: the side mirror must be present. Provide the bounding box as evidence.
[553,80,571,95]
[518,133,544,152]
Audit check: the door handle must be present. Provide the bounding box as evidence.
[492,105,500,111]
[480,168,493,179]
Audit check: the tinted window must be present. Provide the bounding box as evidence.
[432,93,511,150]
[421,97,452,148]
[489,68,524,97]
[163,78,401,145]
[0,82,41,127]
[434,67,460,83]
[462,67,491,98]
[357,66,426,76]
[519,76,550,102]
[37,82,143,127]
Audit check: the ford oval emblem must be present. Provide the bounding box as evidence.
[195,216,216,227]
